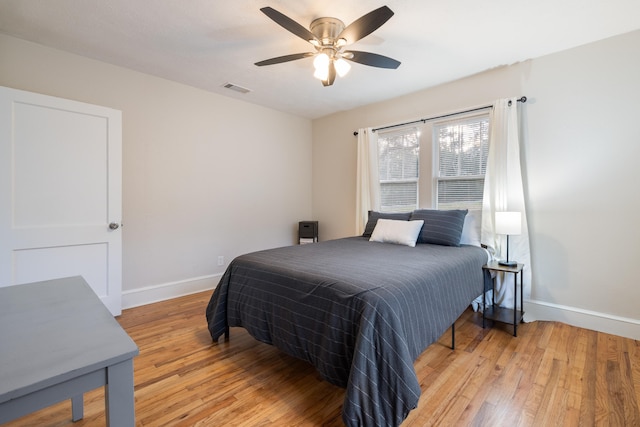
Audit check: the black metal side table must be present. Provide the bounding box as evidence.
[482,261,525,336]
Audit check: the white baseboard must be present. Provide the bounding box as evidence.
[524,299,640,340]
[122,274,221,310]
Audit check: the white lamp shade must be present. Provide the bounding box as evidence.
[495,211,522,235]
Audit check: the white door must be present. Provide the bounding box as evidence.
[0,86,123,315]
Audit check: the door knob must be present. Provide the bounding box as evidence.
[109,222,120,230]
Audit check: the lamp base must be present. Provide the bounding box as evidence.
[498,260,518,267]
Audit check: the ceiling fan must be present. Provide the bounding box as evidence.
[255,5,401,87]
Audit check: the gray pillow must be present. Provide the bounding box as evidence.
[410,209,468,246]
[362,211,412,237]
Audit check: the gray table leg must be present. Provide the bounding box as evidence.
[105,359,135,427]
[71,394,83,421]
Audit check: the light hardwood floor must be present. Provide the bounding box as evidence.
[5,291,640,426]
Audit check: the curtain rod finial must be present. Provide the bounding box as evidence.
[353,131,359,136]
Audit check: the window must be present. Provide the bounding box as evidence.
[434,115,489,210]
[377,127,419,213]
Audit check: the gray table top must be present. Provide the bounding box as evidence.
[0,276,139,403]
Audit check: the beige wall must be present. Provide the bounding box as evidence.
[0,34,313,301]
[2,29,638,337]
[312,30,640,338]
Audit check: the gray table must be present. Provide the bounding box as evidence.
[0,276,138,425]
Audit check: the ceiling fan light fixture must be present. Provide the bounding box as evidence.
[313,53,330,80]
[313,52,330,71]
[334,58,351,77]
[313,67,329,81]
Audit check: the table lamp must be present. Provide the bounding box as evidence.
[495,211,521,267]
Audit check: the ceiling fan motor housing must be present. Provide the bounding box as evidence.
[310,17,346,47]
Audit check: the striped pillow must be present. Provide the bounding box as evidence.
[410,209,468,246]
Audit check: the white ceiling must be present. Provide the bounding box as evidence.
[1,0,639,119]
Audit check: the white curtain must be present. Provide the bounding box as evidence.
[355,128,380,235]
[481,98,531,311]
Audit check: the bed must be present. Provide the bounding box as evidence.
[206,210,489,426]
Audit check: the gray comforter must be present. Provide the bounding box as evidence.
[206,237,488,426]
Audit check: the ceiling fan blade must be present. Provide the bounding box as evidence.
[260,7,318,44]
[338,6,394,44]
[255,52,314,66]
[344,50,401,69]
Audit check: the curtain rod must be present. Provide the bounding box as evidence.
[352,96,527,136]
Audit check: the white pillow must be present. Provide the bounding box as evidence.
[460,209,482,247]
[369,219,425,247]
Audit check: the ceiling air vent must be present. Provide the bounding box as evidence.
[222,83,251,94]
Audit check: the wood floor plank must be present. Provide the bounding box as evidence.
[4,290,639,426]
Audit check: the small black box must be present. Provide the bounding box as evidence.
[298,221,318,242]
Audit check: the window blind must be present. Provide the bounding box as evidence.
[377,127,419,213]
[435,116,489,210]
